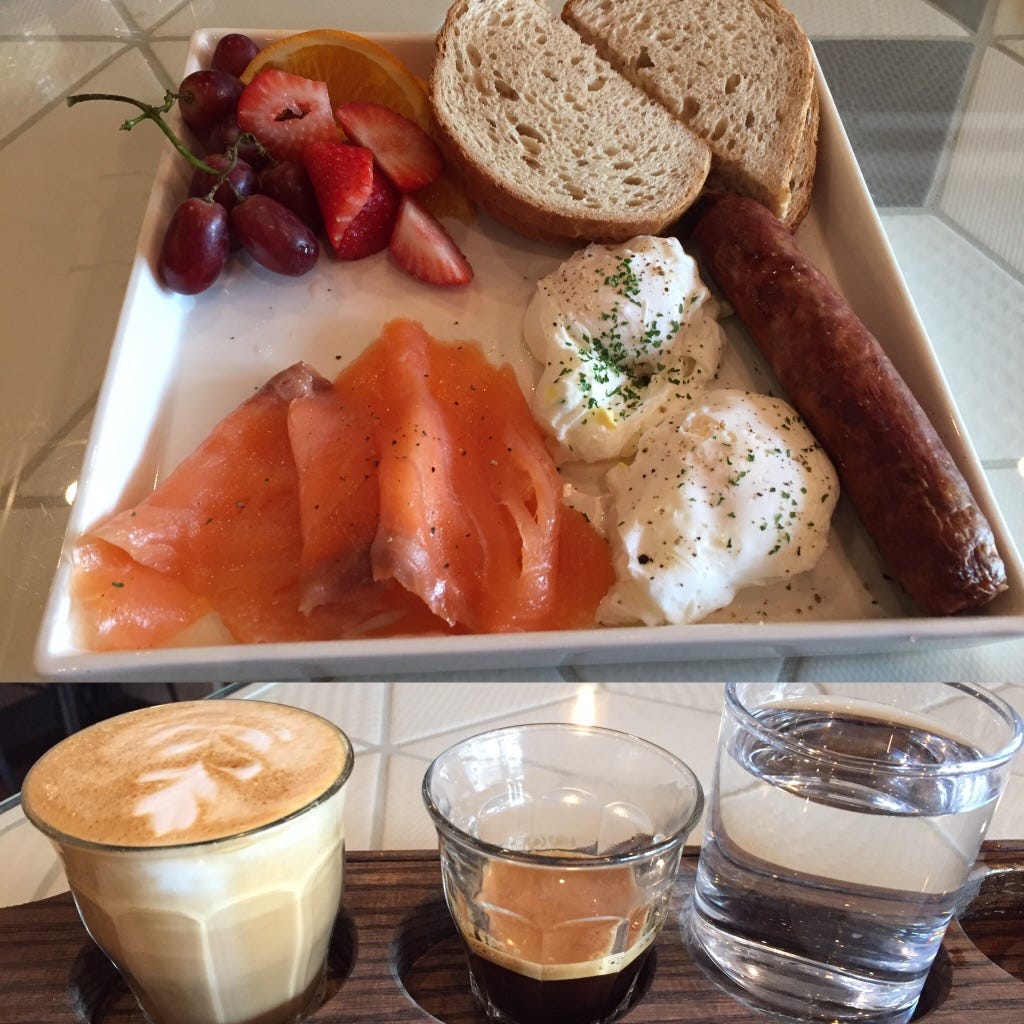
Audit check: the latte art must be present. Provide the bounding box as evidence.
[132,721,296,836]
[23,699,348,846]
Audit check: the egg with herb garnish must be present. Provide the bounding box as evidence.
[523,236,724,463]
[597,389,839,626]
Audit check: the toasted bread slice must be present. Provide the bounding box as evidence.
[562,0,817,228]
[429,0,712,245]
[783,83,820,229]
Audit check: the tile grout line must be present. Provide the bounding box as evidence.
[929,182,1024,290]
[921,0,988,34]
[925,0,999,211]
[368,682,395,850]
[382,689,596,752]
[0,43,136,151]
[3,391,98,503]
[883,201,1024,293]
[0,0,195,152]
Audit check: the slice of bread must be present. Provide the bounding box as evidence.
[782,83,819,229]
[562,0,817,228]
[429,0,712,245]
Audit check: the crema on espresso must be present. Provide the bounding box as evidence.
[451,854,660,1024]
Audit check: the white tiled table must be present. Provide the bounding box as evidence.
[3,680,1023,908]
[1,0,1023,682]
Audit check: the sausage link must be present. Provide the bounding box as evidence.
[688,193,1006,615]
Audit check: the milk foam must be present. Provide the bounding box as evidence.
[133,720,295,836]
[23,700,350,846]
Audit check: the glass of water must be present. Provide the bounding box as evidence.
[686,682,1023,1024]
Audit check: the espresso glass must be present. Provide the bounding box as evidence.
[22,699,354,1024]
[686,682,1023,1023]
[422,723,704,1024]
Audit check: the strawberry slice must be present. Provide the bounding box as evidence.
[335,102,444,192]
[237,69,338,163]
[333,165,399,260]
[304,141,374,252]
[389,196,473,286]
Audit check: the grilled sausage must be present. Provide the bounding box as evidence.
[688,193,1006,615]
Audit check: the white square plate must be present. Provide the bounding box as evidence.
[35,30,1024,681]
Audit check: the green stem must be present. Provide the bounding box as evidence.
[67,90,220,176]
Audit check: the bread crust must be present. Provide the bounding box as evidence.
[431,117,705,245]
[782,82,819,229]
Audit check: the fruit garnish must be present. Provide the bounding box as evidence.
[230,195,320,276]
[332,165,399,260]
[159,198,229,295]
[206,115,272,169]
[303,141,375,253]
[188,153,256,212]
[177,69,245,140]
[211,33,261,78]
[258,161,323,232]
[239,29,432,129]
[236,68,339,163]
[67,82,319,293]
[68,32,472,294]
[240,29,473,221]
[334,102,443,193]
[389,196,473,287]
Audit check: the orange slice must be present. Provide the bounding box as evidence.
[241,29,473,220]
[241,29,431,128]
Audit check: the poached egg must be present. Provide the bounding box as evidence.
[523,236,724,462]
[597,389,839,626]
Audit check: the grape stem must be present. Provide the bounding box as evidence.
[67,90,222,176]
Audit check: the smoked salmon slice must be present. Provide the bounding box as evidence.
[83,362,332,644]
[287,344,389,614]
[70,537,213,651]
[328,319,615,632]
[70,322,614,651]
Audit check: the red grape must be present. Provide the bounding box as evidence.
[258,161,322,231]
[231,194,319,276]
[177,69,244,138]
[158,198,229,294]
[206,115,270,169]
[211,33,261,78]
[189,153,256,211]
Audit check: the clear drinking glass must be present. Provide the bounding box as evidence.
[422,722,704,1024]
[686,682,1024,1023]
[22,699,354,1024]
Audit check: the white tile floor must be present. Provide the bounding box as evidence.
[787,0,970,37]
[941,46,1024,274]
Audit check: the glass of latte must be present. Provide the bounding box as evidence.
[21,698,354,1024]
[422,723,704,1024]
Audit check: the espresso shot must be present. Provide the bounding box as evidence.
[422,723,704,1024]
[453,855,659,1024]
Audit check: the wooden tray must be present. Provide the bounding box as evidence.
[1,844,1021,1023]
